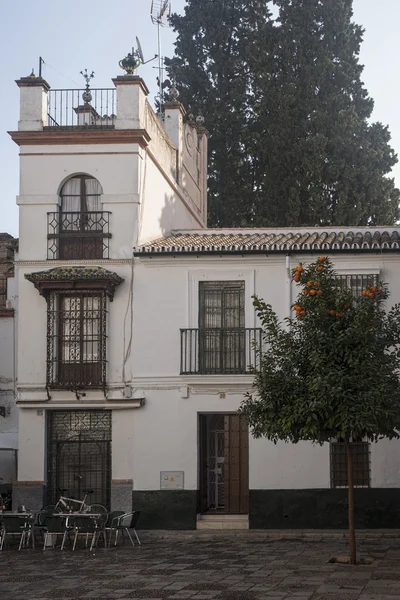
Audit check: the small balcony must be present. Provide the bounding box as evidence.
[180,328,262,375]
[47,211,111,260]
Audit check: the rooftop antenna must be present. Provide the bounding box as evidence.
[150,0,172,113]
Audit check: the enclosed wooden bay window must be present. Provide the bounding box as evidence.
[25,267,123,390]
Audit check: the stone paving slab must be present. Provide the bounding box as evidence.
[1,536,400,600]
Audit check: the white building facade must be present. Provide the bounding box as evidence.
[0,234,18,500]
[9,67,207,515]
[9,66,400,530]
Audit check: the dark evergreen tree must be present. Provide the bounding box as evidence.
[166,0,275,226]
[167,0,399,227]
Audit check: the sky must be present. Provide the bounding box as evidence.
[1,0,400,237]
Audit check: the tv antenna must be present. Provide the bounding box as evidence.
[150,0,172,112]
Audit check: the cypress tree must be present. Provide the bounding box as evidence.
[167,0,399,227]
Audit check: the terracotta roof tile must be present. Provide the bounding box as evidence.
[136,228,400,255]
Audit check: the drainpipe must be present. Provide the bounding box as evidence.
[286,254,292,319]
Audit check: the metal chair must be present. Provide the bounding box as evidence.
[108,511,141,547]
[41,515,73,551]
[71,515,107,551]
[0,514,35,550]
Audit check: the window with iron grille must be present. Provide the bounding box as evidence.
[0,278,6,308]
[47,410,111,508]
[335,274,378,298]
[330,441,370,488]
[47,175,111,260]
[47,291,107,389]
[198,281,246,374]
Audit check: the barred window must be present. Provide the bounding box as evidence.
[0,278,6,308]
[47,291,107,389]
[330,441,370,488]
[198,281,246,374]
[335,274,378,298]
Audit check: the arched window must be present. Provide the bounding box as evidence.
[51,175,109,260]
[60,175,102,213]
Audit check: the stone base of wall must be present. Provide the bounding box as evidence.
[250,489,400,529]
[132,490,197,530]
[111,480,133,513]
[12,482,45,512]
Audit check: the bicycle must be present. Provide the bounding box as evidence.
[39,488,108,525]
[0,491,12,511]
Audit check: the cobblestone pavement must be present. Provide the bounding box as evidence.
[1,535,400,600]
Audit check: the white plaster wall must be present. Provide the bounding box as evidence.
[112,410,134,480]
[131,390,244,490]
[129,253,400,491]
[138,155,201,245]
[371,438,400,487]
[18,408,45,481]
[18,145,142,261]
[0,296,17,481]
[249,439,330,489]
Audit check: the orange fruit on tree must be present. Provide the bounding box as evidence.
[303,289,309,295]
[307,281,313,287]
[294,277,300,283]
[317,266,323,272]
[317,290,323,296]
[370,286,377,293]
[368,292,375,298]
[336,312,342,318]
[329,310,336,316]
[362,290,368,297]
[319,257,326,262]
[309,289,316,296]
[297,266,304,273]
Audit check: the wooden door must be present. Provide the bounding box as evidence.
[199,414,249,514]
[224,415,249,514]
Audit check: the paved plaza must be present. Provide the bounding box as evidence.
[2,534,400,600]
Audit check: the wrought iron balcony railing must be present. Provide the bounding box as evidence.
[47,89,116,128]
[47,212,111,260]
[180,328,262,375]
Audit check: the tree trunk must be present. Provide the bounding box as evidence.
[345,439,356,565]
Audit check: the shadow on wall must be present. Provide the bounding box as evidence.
[158,192,182,239]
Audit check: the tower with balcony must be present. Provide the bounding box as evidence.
[9,54,208,511]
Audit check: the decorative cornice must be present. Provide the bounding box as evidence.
[164,102,186,117]
[8,128,151,148]
[16,259,132,267]
[112,76,150,95]
[25,266,124,300]
[16,76,50,91]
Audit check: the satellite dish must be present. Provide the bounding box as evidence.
[136,36,145,63]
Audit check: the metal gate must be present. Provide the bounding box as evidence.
[47,410,111,507]
[207,415,226,510]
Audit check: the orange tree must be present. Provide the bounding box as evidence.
[240,257,400,563]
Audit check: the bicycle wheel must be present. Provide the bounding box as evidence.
[38,504,60,525]
[88,503,108,526]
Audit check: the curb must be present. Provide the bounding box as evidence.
[138,529,400,542]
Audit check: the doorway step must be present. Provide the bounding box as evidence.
[196,513,249,530]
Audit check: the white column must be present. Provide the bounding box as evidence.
[112,76,149,130]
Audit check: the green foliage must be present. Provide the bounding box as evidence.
[167,0,399,227]
[240,257,400,445]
